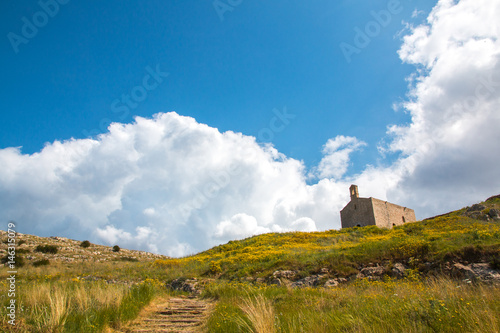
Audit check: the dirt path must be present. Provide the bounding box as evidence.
[119,296,214,333]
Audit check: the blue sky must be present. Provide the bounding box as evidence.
[1,0,499,256]
[2,0,436,173]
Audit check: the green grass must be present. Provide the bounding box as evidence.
[0,278,164,332]
[203,278,500,332]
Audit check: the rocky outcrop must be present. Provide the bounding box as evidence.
[279,269,349,288]
[169,278,202,295]
[488,209,500,220]
[392,263,407,278]
[462,204,500,221]
[272,260,499,288]
[273,270,296,280]
[466,204,486,212]
[356,266,385,280]
[324,278,348,288]
[452,263,500,283]
[290,274,327,288]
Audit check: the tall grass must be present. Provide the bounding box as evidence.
[203,277,500,333]
[26,285,69,332]
[0,278,163,332]
[236,295,276,333]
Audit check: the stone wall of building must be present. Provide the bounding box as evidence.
[371,198,416,228]
[340,185,416,229]
[340,198,376,228]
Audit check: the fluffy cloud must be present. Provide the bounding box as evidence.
[385,0,500,213]
[0,112,338,255]
[215,213,272,240]
[314,136,366,180]
[1,0,499,256]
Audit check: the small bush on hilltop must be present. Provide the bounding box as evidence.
[80,240,91,248]
[35,244,58,254]
[113,245,120,252]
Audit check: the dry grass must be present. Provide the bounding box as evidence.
[73,284,90,312]
[72,282,127,311]
[48,289,69,330]
[89,283,128,308]
[237,295,276,333]
[6,281,132,332]
[26,285,69,332]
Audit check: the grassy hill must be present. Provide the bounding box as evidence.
[1,195,499,332]
[155,195,500,281]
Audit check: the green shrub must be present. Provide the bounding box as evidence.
[491,256,500,270]
[80,240,91,248]
[1,255,25,267]
[209,261,222,275]
[18,240,26,246]
[33,259,50,267]
[113,245,120,252]
[35,244,58,254]
[16,248,30,254]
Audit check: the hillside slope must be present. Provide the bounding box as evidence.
[0,231,168,265]
[156,195,500,285]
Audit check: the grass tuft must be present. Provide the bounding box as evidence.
[237,295,276,333]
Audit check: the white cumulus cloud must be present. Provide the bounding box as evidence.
[314,136,366,180]
[385,0,500,213]
[0,112,337,255]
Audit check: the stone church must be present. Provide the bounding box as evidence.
[340,185,416,229]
